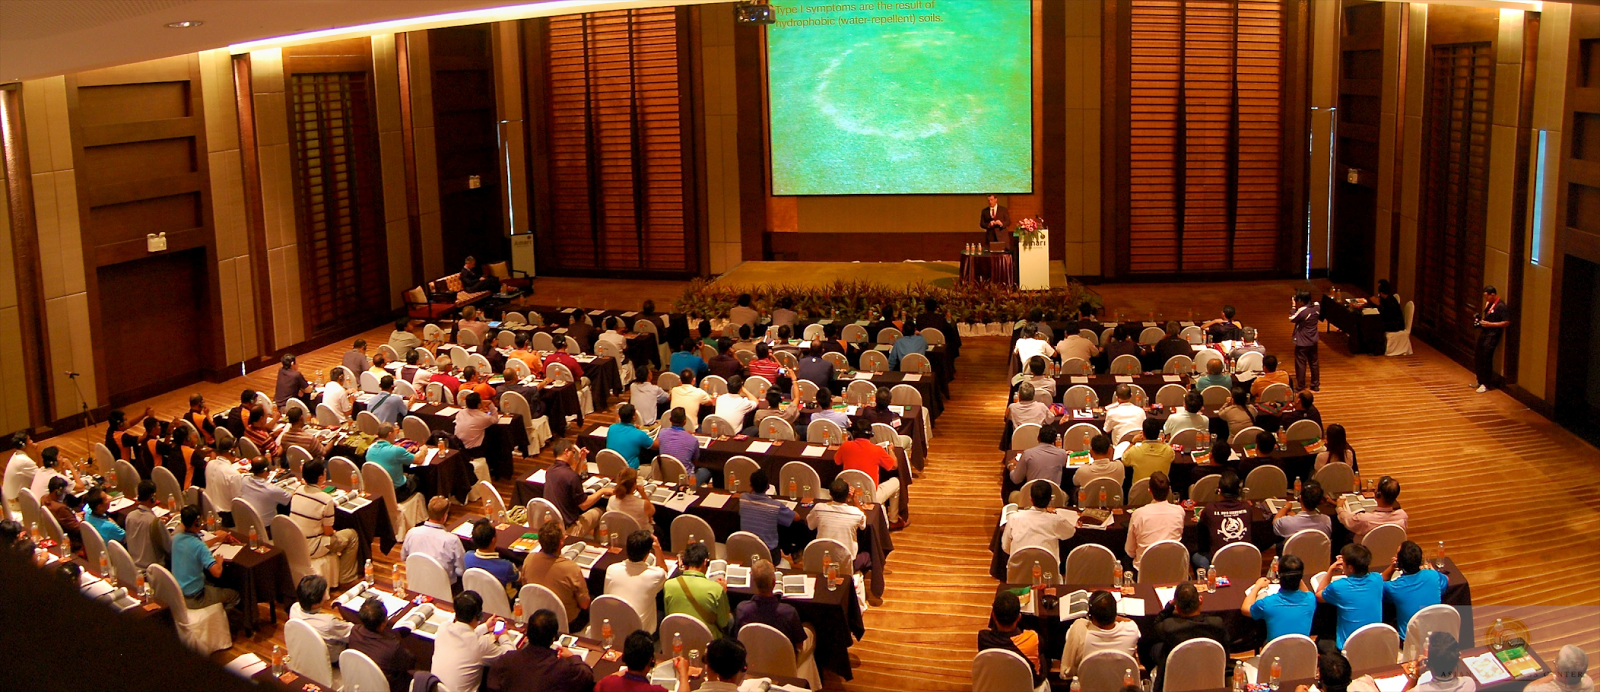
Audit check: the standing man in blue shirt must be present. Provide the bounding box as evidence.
[1289,290,1321,392]
[605,404,657,476]
[1382,541,1449,639]
[171,505,242,623]
[1316,543,1384,647]
[656,407,711,485]
[1241,555,1315,640]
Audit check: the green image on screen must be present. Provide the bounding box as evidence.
[767,0,1033,196]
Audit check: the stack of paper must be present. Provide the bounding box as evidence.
[903,374,922,382]
[801,445,826,458]
[700,493,732,510]
[746,440,773,454]
[1153,586,1176,608]
[780,574,816,600]
[527,469,547,483]
[225,653,268,678]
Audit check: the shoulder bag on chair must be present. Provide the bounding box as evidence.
[675,574,725,636]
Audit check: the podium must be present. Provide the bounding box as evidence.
[1017,231,1049,290]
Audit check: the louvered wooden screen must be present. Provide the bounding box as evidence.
[288,72,389,336]
[1124,0,1286,274]
[542,7,694,275]
[1415,42,1492,363]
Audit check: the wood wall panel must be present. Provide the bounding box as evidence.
[66,55,222,406]
[430,25,506,267]
[1331,0,1386,289]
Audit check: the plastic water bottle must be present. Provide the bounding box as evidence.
[1233,664,1247,692]
[1269,657,1282,691]
[272,644,285,676]
[365,560,375,586]
[1112,561,1123,587]
[513,601,524,625]
[100,553,113,585]
[249,526,259,550]
[602,619,614,649]
[1031,563,1042,587]
[1268,556,1279,583]
[599,519,609,547]
[672,632,684,658]
[788,480,798,498]
[1098,489,1107,509]
[1125,668,1137,686]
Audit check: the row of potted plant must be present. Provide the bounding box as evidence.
[674,277,1100,325]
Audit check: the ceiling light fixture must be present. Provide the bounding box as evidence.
[228,0,719,54]
[165,20,204,29]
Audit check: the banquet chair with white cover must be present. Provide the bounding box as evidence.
[740,621,822,690]
[701,375,729,397]
[1188,474,1222,504]
[803,323,825,340]
[93,442,116,473]
[40,509,67,554]
[470,479,507,518]
[1016,479,1068,509]
[971,648,1035,692]
[360,371,382,394]
[356,410,382,435]
[1342,623,1400,671]
[236,437,262,460]
[464,567,514,617]
[1180,326,1205,345]
[1139,327,1165,345]
[1234,351,1264,377]
[1161,638,1225,692]
[1200,385,1231,409]
[1127,478,1153,508]
[802,538,854,576]
[1079,650,1140,692]
[403,416,434,446]
[744,375,772,397]
[654,455,688,486]
[726,532,772,567]
[845,379,875,405]
[15,487,41,530]
[724,456,762,494]
[526,498,564,533]
[1231,426,1265,447]
[329,456,361,490]
[1386,301,1415,356]
[363,462,426,541]
[283,398,311,420]
[1285,419,1322,443]
[107,540,139,589]
[496,330,516,349]
[1193,348,1224,374]
[230,498,271,545]
[1402,605,1461,662]
[378,344,402,361]
[822,352,850,369]
[758,417,796,441]
[585,595,643,639]
[1005,547,1061,585]
[1163,355,1194,375]
[315,403,342,427]
[1243,465,1288,501]
[339,649,390,692]
[79,522,108,575]
[671,514,725,559]
[1258,383,1292,404]
[405,552,454,601]
[1137,540,1189,584]
[518,583,570,632]
[1359,523,1407,571]
[807,419,846,446]
[778,461,822,500]
[1079,478,1124,509]
[114,459,142,496]
[1248,634,1317,684]
[923,328,946,345]
[1313,461,1357,495]
[285,619,336,687]
[1064,544,1118,585]
[1061,423,1100,452]
[1060,357,1092,376]
[271,515,338,587]
[657,614,715,660]
[151,465,183,507]
[458,329,480,347]
[876,327,901,344]
[1109,354,1142,375]
[700,415,737,438]
[600,511,641,542]
[149,563,232,653]
[859,350,889,373]
[900,352,933,374]
[1155,384,1188,410]
[1010,423,1042,452]
[531,331,556,352]
[1061,385,1098,411]
[1209,542,1262,583]
[1283,529,1332,577]
[596,449,628,480]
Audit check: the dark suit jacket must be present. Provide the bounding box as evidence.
[1154,337,1195,368]
[1149,611,1228,678]
[348,627,417,692]
[980,204,1011,246]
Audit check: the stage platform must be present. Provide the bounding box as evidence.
[713,260,1069,290]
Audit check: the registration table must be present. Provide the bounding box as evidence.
[1322,294,1387,355]
[451,519,857,681]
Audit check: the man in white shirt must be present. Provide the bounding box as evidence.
[402,496,467,583]
[1014,326,1055,367]
[321,368,355,422]
[428,590,511,692]
[603,529,669,630]
[238,458,291,523]
[3,433,40,510]
[806,478,868,566]
[1073,435,1125,498]
[204,440,245,516]
[289,574,353,657]
[1125,472,1185,570]
[1161,390,1209,438]
[1002,481,1080,562]
[712,375,760,429]
[597,316,628,353]
[1007,383,1056,429]
[27,446,78,504]
[1101,384,1147,446]
[669,371,715,432]
[728,293,761,328]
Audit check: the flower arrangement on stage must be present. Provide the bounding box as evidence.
[676,276,1099,325]
[1013,216,1046,249]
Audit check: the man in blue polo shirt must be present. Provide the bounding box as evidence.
[1316,543,1384,647]
[605,404,657,475]
[171,505,241,621]
[1241,554,1315,640]
[1382,540,1449,639]
[669,339,709,380]
[737,470,796,558]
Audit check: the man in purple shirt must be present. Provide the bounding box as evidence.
[1289,290,1320,392]
[595,631,689,692]
[656,408,711,485]
[730,559,808,652]
[486,609,593,692]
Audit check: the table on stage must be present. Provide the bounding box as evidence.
[960,251,1015,287]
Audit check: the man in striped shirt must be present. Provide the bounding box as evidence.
[805,478,869,577]
[290,459,363,585]
[737,470,796,558]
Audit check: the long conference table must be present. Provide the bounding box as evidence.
[998,438,1322,502]
[448,517,860,681]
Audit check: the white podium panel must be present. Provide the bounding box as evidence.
[1018,232,1049,290]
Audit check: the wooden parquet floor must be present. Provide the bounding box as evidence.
[29,277,1600,686]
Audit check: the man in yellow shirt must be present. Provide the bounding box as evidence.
[1121,418,1175,484]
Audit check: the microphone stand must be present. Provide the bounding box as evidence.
[66,372,97,476]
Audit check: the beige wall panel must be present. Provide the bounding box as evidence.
[420,211,444,279]
[1399,116,1423,221]
[1483,247,1509,308]
[284,245,304,345]
[209,149,248,260]
[0,184,13,309]
[1492,62,1522,128]
[252,93,289,148]
[379,131,409,223]
[372,34,402,133]
[0,307,29,433]
[259,143,294,251]
[1084,240,1101,276]
[1484,124,1517,254]
[1064,243,1084,276]
[500,124,529,236]
[199,49,241,152]
[1309,107,1333,269]
[218,255,243,364]
[495,22,524,123]
[1062,37,1085,110]
[251,49,284,94]
[387,218,413,310]
[1397,215,1418,301]
[722,243,741,275]
[414,128,439,216]
[406,33,434,131]
[1083,107,1100,237]
[44,79,74,174]
[236,261,259,361]
[1061,107,1084,244]
[268,247,293,349]
[1516,263,1551,398]
[1533,5,1571,131]
[46,293,97,417]
[28,173,62,300]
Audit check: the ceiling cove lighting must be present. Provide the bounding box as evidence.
[165,20,204,29]
[228,0,717,54]
[1372,0,1539,10]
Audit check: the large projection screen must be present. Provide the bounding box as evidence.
[766,0,1033,196]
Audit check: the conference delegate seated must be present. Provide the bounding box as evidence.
[82,488,125,546]
[1054,328,1099,365]
[1102,325,1140,365]
[289,574,353,658]
[1229,327,1266,361]
[978,590,1050,690]
[728,293,760,328]
[486,608,595,692]
[604,403,656,476]
[604,530,669,630]
[1022,357,1056,401]
[706,338,743,382]
[1382,541,1448,641]
[1072,435,1124,500]
[1126,473,1184,571]
[1214,388,1255,439]
[290,460,362,585]
[1150,582,1228,686]
[1007,423,1067,504]
[1406,632,1478,692]
[1007,383,1056,429]
[807,478,870,576]
[1250,355,1290,399]
[239,458,290,523]
[1014,325,1055,366]
[388,317,424,361]
[1200,305,1244,343]
[366,424,419,502]
[1240,555,1315,640]
[348,596,418,692]
[837,422,905,527]
[546,440,611,537]
[1194,470,1253,568]
[1101,384,1145,445]
[1272,480,1332,543]
[738,470,794,557]
[430,591,513,692]
[669,371,714,433]
[521,520,591,633]
[125,481,170,569]
[730,559,808,652]
[1338,476,1408,541]
[1193,358,1232,392]
[887,318,928,370]
[1059,590,1140,679]
[1161,391,1209,437]
[670,338,710,380]
[465,520,520,593]
[1122,419,1175,484]
[1315,424,1359,471]
[1315,543,1384,648]
[596,631,690,692]
[663,542,731,636]
[402,497,467,585]
[1001,481,1079,562]
[818,322,862,368]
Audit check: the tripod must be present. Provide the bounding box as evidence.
[66,371,97,475]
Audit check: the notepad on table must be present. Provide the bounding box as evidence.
[410,402,427,412]
[1070,376,1089,384]
[527,468,547,483]
[780,574,815,600]
[801,445,826,458]
[214,544,243,561]
[700,493,732,510]
[745,440,772,454]
[1153,586,1176,608]
[437,407,461,416]
[852,371,874,380]
[902,374,922,382]
[1163,375,1181,382]
[1114,376,1133,383]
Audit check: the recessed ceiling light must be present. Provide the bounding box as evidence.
[165,20,204,29]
